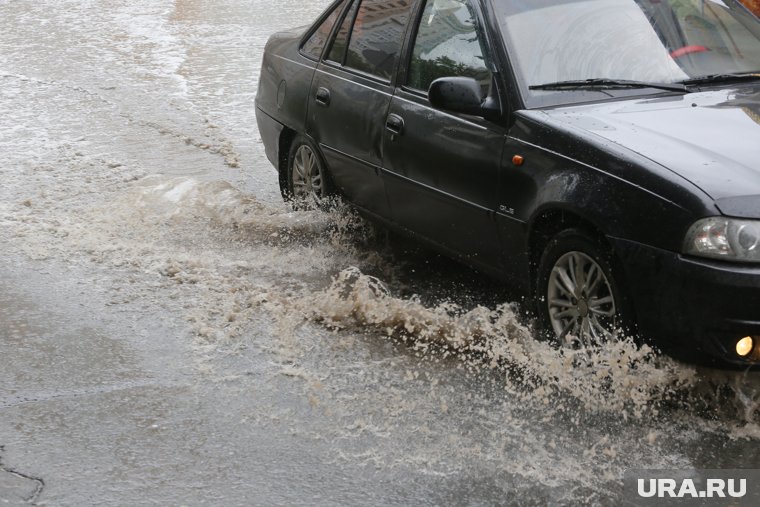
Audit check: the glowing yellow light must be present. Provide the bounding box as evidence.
[736,336,754,357]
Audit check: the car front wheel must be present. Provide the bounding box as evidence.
[536,228,632,348]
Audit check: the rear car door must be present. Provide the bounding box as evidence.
[307,0,414,216]
[381,0,507,269]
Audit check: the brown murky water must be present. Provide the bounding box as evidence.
[1,1,759,505]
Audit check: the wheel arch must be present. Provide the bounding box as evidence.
[528,205,641,336]
[278,130,337,204]
[278,127,297,198]
[527,205,615,292]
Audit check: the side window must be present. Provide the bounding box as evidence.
[302,0,348,60]
[327,0,359,64]
[408,0,492,93]
[344,0,414,80]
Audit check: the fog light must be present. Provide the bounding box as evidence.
[736,336,754,357]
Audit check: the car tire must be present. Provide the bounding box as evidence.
[286,135,334,209]
[536,228,635,348]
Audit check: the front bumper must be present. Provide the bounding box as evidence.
[612,237,760,367]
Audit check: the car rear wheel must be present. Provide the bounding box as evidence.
[536,228,633,348]
[286,135,332,208]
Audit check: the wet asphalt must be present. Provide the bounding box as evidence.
[2,1,759,506]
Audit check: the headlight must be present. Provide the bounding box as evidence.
[684,217,760,262]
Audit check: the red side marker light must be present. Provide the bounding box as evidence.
[512,155,525,166]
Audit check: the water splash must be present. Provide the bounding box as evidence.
[294,266,701,420]
[4,167,759,432]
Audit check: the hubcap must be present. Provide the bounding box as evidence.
[547,251,617,347]
[291,145,324,200]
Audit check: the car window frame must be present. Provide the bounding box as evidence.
[320,0,418,86]
[402,0,493,94]
[397,0,512,124]
[299,0,352,62]
[324,0,360,66]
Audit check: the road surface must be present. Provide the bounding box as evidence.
[1,1,759,505]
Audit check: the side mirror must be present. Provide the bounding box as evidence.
[428,76,501,121]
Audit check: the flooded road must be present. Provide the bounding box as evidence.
[1,0,759,505]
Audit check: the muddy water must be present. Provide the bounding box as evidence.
[1,0,759,505]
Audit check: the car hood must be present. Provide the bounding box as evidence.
[540,84,760,218]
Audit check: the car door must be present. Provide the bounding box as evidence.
[381,0,507,270]
[307,0,414,217]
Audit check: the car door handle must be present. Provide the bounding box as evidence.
[385,114,405,136]
[315,87,331,107]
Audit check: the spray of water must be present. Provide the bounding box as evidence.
[3,162,758,432]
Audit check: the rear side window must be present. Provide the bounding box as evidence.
[302,0,348,60]
[408,0,492,93]
[327,0,359,63]
[344,0,414,80]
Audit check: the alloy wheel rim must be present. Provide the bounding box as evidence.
[292,145,324,200]
[547,251,617,347]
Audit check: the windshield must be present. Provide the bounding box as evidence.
[494,0,760,105]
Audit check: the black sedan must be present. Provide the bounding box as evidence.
[255,0,760,367]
